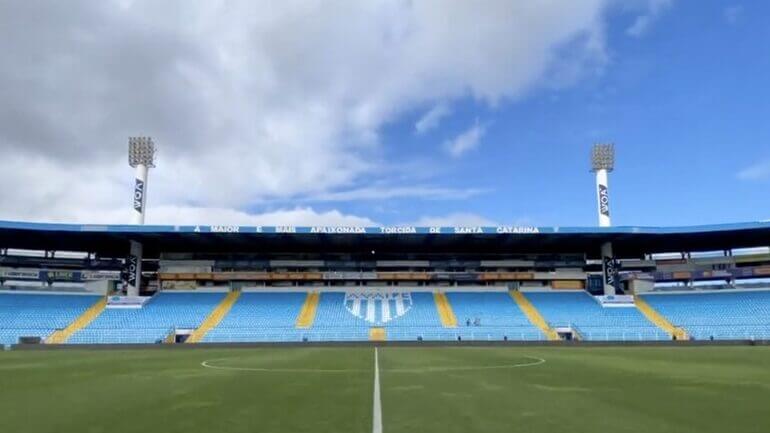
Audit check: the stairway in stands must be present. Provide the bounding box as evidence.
[510,291,560,341]
[295,292,320,328]
[433,292,457,327]
[46,297,108,344]
[635,296,689,340]
[187,291,241,343]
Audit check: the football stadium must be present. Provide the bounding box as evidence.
[3,3,770,432]
[1,141,769,433]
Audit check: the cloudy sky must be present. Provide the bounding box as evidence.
[1,1,768,227]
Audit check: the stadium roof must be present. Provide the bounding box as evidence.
[0,220,769,258]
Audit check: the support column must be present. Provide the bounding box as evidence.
[601,242,617,296]
[597,168,615,294]
[126,137,155,296]
[127,240,143,297]
[591,143,616,295]
[595,168,611,227]
[132,163,149,225]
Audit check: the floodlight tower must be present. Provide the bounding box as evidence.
[591,143,616,295]
[127,137,155,297]
[129,137,155,224]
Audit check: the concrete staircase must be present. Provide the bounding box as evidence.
[635,296,689,340]
[46,297,107,344]
[434,292,457,327]
[369,327,386,341]
[295,292,320,329]
[186,291,241,343]
[510,291,559,341]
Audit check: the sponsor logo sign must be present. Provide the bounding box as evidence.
[0,268,41,280]
[598,184,610,217]
[133,179,145,212]
[43,270,79,281]
[81,270,121,281]
[126,254,139,287]
[595,294,635,308]
[107,296,150,309]
[603,255,617,288]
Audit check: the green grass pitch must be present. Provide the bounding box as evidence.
[1,346,769,433]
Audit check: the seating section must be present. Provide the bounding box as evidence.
[525,291,669,341]
[306,291,453,341]
[308,292,371,341]
[0,293,100,345]
[204,292,307,343]
[377,292,448,341]
[69,292,225,344]
[642,290,770,340]
[445,292,544,341]
[4,289,770,344]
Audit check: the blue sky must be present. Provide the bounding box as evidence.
[306,1,770,227]
[1,1,767,227]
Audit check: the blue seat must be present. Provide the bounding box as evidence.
[525,291,669,341]
[0,292,100,344]
[204,292,307,343]
[447,292,545,341]
[70,292,225,344]
[642,290,770,340]
[7,289,766,344]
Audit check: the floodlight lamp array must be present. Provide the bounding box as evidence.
[128,137,155,167]
[591,143,615,172]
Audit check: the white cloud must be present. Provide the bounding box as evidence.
[0,153,375,226]
[0,1,619,224]
[445,120,486,158]
[626,0,672,37]
[145,206,378,227]
[737,160,770,181]
[305,185,487,202]
[412,212,498,227]
[415,103,451,134]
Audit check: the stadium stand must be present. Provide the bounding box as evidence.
[0,292,101,345]
[187,291,240,343]
[510,291,559,340]
[447,292,545,341]
[3,288,770,344]
[376,292,449,341]
[69,292,225,344]
[297,291,453,341]
[310,292,380,341]
[524,291,670,341]
[203,292,306,343]
[641,290,770,340]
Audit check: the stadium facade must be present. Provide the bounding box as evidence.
[1,219,769,345]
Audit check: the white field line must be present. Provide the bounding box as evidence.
[200,359,366,373]
[386,356,545,373]
[373,347,382,433]
[199,355,546,374]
